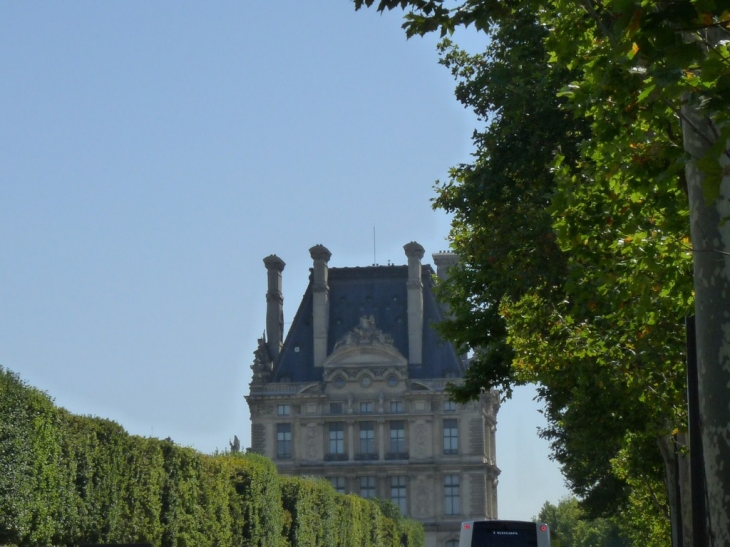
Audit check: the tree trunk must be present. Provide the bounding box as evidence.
[682,93,730,547]
[658,434,693,547]
[677,432,694,547]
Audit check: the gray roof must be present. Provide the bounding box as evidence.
[271,264,464,383]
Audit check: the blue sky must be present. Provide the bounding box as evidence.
[0,1,568,520]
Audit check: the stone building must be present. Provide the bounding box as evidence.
[246,242,500,547]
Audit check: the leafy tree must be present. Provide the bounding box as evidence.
[537,497,631,547]
[436,7,686,537]
[352,0,730,545]
[430,11,582,400]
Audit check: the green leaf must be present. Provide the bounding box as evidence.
[637,82,657,103]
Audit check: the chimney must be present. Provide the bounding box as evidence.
[432,251,458,315]
[432,251,458,281]
[309,244,331,367]
[263,254,286,361]
[404,241,425,365]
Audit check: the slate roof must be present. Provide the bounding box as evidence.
[271,264,464,383]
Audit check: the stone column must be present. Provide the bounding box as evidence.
[379,473,388,500]
[263,255,285,361]
[485,422,492,464]
[310,244,331,367]
[404,242,424,365]
[432,417,440,458]
[378,419,386,460]
[347,419,355,461]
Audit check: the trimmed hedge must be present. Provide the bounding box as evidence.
[0,367,424,547]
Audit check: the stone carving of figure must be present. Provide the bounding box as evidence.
[229,435,240,453]
[333,315,394,350]
[359,315,374,330]
[254,335,270,366]
[251,335,273,383]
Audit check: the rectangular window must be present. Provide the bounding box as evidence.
[389,421,406,455]
[330,402,343,415]
[359,421,375,455]
[276,423,291,459]
[390,401,404,413]
[360,476,376,499]
[277,404,290,416]
[443,400,456,412]
[443,419,458,455]
[444,475,460,515]
[360,401,374,414]
[329,422,345,455]
[330,476,346,494]
[390,475,407,515]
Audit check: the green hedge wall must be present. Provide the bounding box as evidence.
[0,367,425,547]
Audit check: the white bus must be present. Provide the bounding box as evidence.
[459,520,550,547]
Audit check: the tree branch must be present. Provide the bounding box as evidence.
[664,99,730,162]
[580,0,618,49]
[692,248,730,256]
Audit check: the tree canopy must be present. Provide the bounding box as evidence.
[537,497,631,547]
[431,10,689,533]
[353,0,729,545]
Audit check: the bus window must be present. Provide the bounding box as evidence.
[459,520,550,547]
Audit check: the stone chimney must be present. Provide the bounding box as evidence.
[432,251,458,281]
[432,251,458,315]
[310,244,332,367]
[404,241,425,365]
[263,254,285,361]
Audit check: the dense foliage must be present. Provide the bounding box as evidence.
[352,0,730,545]
[537,497,631,547]
[0,367,424,547]
[431,9,688,536]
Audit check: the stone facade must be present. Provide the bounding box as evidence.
[246,243,500,547]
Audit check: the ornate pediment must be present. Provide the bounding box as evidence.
[324,315,406,368]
